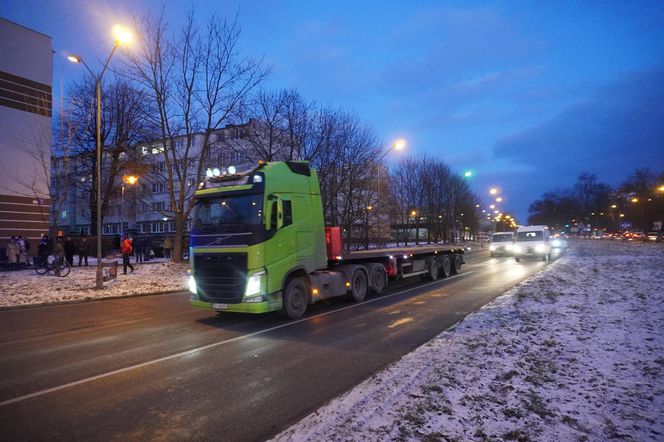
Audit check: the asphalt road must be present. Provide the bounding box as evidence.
[0,251,548,441]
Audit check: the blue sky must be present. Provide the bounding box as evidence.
[2,0,664,221]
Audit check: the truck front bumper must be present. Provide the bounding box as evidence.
[191,291,283,314]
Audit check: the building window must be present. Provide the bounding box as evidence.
[152,222,164,233]
[186,219,192,231]
[152,162,165,173]
[60,210,67,219]
[141,146,150,156]
[79,226,90,235]
[152,183,166,193]
[151,144,164,154]
[187,178,196,187]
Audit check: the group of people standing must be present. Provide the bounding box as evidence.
[4,236,31,270]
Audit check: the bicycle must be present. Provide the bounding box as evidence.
[34,255,71,277]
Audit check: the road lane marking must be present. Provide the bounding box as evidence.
[0,271,473,407]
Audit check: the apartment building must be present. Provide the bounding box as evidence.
[54,121,260,239]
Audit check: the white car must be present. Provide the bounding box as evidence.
[513,225,552,262]
[489,232,515,257]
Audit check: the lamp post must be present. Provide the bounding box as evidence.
[68,25,133,289]
[373,138,406,248]
[120,175,139,236]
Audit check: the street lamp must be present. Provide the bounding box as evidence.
[68,24,133,290]
[373,138,406,248]
[489,187,498,195]
[120,175,139,236]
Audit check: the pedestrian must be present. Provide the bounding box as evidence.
[63,236,76,267]
[53,237,65,276]
[162,237,172,259]
[24,237,32,266]
[134,236,144,263]
[17,236,28,266]
[120,234,135,274]
[5,237,18,270]
[77,235,90,266]
[38,235,49,267]
[144,236,152,261]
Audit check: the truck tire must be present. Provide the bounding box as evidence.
[450,254,462,275]
[348,268,368,302]
[281,277,308,319]
[423,258,439,281]
[439,255,451,278]
[369,265,386,294]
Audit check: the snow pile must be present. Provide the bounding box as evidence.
[0,260,189,308]
[275,241,664,441]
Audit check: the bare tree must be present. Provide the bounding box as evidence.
[126,9,268,261]
[64,76,150,234]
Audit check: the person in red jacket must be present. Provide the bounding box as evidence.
[120,235,135,274]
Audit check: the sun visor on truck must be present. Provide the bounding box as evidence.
[285,161,311,176]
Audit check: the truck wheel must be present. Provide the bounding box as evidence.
[450,254,462,275]
[348,269,368,302]
[424,258,438,281]
[369,265,386,294]
[439,255,451,278]
[281,277,308,319]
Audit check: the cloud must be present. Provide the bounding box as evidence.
[491,67,664,218]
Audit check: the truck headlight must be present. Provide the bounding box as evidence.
[489,245,496,251]
[245,269,266,297]
[513,245,522,254]
[535,244,546,253]
[551,239,561,248]
[188,275,197,295]
[505,244,513,251]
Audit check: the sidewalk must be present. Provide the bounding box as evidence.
[274,240,664,441]
[0,258,189,309]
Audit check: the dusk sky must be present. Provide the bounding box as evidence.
[2,0,664,221]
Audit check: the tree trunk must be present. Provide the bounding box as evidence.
[172,213,186,263]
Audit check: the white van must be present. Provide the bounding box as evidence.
[489,232,515,257]
[513,225,551,262]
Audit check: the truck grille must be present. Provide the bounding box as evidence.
[194,253,247,303]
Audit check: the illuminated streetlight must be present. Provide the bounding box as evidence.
[68,23,133,290]
[489,188,498,195]
[610,204,617,209]
[631,197,639,203]
[410,210,417,217]
[658,185,664,192]
[496,197,503,202]
[463,170,473,178]
[490,204,495,209]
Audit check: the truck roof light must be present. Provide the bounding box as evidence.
[258,160,266,167]
[212,168,221,177]
[228,165,236,175]
[205,168,213,178]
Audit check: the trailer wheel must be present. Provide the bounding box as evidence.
[439,255,451,278]
[450,254,462,275]
[348,269,368,302]
[423,258,439,281]
[281,277,308,319]
[369,265,386,294]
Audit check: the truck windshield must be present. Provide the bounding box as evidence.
[491,234,513,242]
[192,194,263,233]
[516,231,543,241]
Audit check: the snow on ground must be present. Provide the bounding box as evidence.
[0,258,189,308]
[274,240,664,442]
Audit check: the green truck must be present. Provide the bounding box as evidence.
[188,161,465,319]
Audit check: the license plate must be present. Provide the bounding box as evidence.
[212,303,229,310]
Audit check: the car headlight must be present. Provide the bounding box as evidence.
[535,244,546,253]
[505,244,513,251]
[489,245,496,251]
[551,239,561,248]
[513,245,522,254]
[188,274,197,295]
[245,269,266,298]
